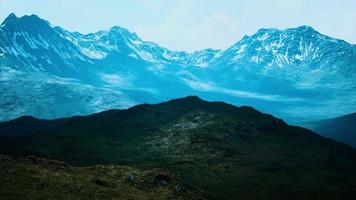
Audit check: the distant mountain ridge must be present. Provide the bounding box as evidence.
[307,112,356,147]
[213,26,355,68]
[1,13,355,123]
[54,25,221,67]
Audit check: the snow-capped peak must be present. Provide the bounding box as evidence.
[54,24,220,66]
[211,25,355,70]
[1,13,17,26]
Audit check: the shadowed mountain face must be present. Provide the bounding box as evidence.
[1,96,356,200]
[1,13,356,123]
[307,113,356,148]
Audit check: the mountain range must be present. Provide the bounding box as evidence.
[1,96,355,199]
[307,112,356,147]
[0,13,356,124]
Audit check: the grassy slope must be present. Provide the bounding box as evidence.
[1,96,356,199]
[0,154,209,200]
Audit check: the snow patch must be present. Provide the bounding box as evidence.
[182,78,214,91]
[0,47,4,57]
[251,56,261,63]
[236,44,247,54]
[257,32,270,41]
[149,64,166,72]
[100,73,131,87]
[130,38,143,46]
[80,48,107,59]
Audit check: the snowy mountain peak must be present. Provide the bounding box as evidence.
[212,25,355,70]
[0,14,89,74]
[290,25,317,32]
[1,13,17,25]
[53,23,219,65]
[1,14,356,124]
[7,12,17,18]
[247,26,323,41]
[254,27,279,34]
[105,26,141,41]
[1,13,48,28]
[247,25,321,42]
[109,26,134,35]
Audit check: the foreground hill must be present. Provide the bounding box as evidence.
[1,96,356,199]
[307,112,356,148]
[0,154,208,200]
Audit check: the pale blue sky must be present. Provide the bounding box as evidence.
[0,0,355,52]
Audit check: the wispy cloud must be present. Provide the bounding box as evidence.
[182,78,215,91]
[220,88,303,102]
[181,76,304,102]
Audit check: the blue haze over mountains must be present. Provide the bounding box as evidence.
[0,13,355,124]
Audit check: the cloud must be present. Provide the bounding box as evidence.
[181,76,304,102]
[182,78,215,91]
[220,88,303,102]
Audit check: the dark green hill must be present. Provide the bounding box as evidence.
[0,115,71,137]
[307,113,356,148]
[1,96,356,200]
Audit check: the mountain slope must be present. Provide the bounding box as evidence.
[0,154,209,200]
[1,13,356,123]
[0,13,94,78]
[205,26,356,123]
[307,112,356,147]
[0,13,212,121]
[54,25,220,66]
[212,26,356,70]
[1,96,356,200]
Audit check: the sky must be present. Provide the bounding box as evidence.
[0,0,355,52]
